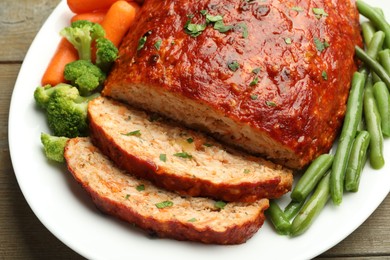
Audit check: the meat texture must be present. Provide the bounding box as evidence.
[65,137,269,244]
[103,0,362,169]
[88,97,292,202]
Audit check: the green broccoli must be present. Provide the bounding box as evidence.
[34,84,100,138]
[40,133,69,163]
[60,20,105,61]
[64,60,106,96]
[95,38,119,72]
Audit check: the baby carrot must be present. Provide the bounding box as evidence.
[67,0,118,14]
[101,1,140,47]
[41,38,78,86]
[71,11,106,24]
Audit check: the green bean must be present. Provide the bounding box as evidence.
[364,80,385,169]
[330,72,366,205]
[378,49,390,74]
[345,131,370,192]
[266,200,291,235]
[284,199,305,221]
[361,21,376,46]
[355,46,390,89]
[359,31,385,76]
[373,81,390,137]
[357,0,390,48]
[290,172,331,237]
[291,154,333,202]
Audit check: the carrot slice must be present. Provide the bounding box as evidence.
[41,38,78,86]
[101,1,140,47]
[67,0,118,14]
[71,11,106,24]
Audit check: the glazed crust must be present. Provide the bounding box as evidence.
[103,0,362,169]
[65,138,269,244]
[88,97,292,202]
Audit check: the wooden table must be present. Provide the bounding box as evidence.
[1,0,389,259]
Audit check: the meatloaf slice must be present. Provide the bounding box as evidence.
[88,97,292,202]
[65,137,269,244]
[102,0,362,169]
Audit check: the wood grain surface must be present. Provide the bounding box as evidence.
[0,0,389,259]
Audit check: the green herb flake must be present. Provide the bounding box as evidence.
[206,14,224,23]
[250,94,258,100]
[250,76,259,86]
[154,39,162,50]
[122,130,141,137]
[214,20,234,33]
[312,8,328,18]
[187,217,198,222]
[186,137,194,143]
[155,200,174,209]
[322,71,328,80]
[137,36,147,51]
[266,100,277,107]
[136,184,145,191]
[314,37,330,52]
[252,67,261,74]
[124,194,130,199]
[244,169,250,174]
[284,37,292,45]
[203,143,213,147]
[200,10,208,15]
[215,201,227,210]
[291,6,304,12]
[159,153,167,162]
[237,23,248,38]
[228,60,240,72]
[184,20,207,37]
[174,152,193,159]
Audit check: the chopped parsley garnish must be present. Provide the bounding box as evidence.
[252,67,261,74]
[122,130,141,137]
[291,6,304,12]
[184,20,207,37]
[124,194,130,199]
[284,37,292,44]
[250,76,259,86]
[214,20,234,33]
[187,217,198,222]
[237,23,248,38]
[314,37,330,52]
[266,100,277,107]
[186,137,194,143]
[228,60,240,71]
[159,153,167,162]
[250,94,258,100]
[155,201,173,209]
[174,152,193,159]
[203,143,213,147]
[154,39,162,50]
[312,8,328,18]
[244,169,250,174]
[206,14,224,23]
[322,71,328,80]
[136,184,145,191]
[200,10,208,15]
[214,201,227,210]
[137,36,147,51]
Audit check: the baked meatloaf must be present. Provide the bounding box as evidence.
[88,97,292,202]
[102,0,362,169]
[65,137,269,244]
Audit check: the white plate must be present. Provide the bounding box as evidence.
[8,1,390,259]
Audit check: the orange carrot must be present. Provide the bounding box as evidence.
[41,38,78,86]
[71,11,106,24]
[67,0,141,14]
[101,1,139,47]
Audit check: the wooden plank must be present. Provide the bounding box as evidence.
[0,0,62,62]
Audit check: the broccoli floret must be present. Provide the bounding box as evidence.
[34,84,67,109]
[34,84,99,138]
[64,60,106,96]
[95,38,119,72]
[40,133,69,163]
[60,20,105,61]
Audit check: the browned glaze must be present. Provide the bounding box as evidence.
[105,0,361,168]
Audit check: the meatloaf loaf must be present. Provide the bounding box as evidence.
[88,97,292,202]
[65,137,269,244]
[102,0,362,169]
